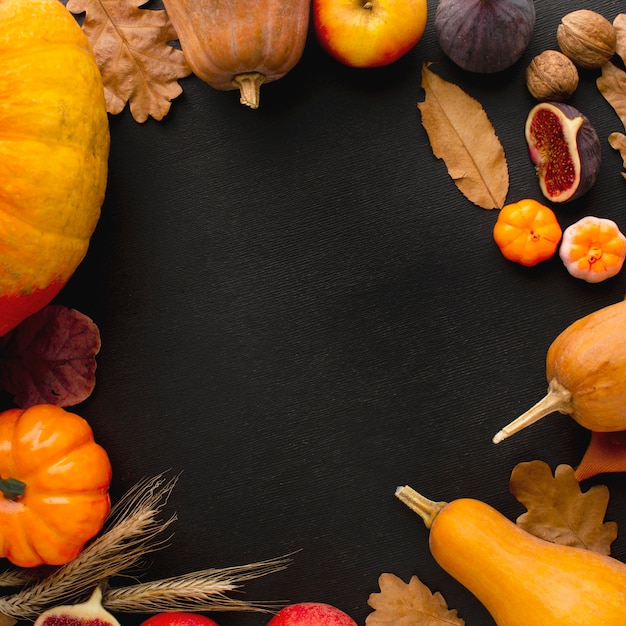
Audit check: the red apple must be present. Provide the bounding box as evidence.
[140,613,220,626]
[313,0,427,68]
[266,602,357,626]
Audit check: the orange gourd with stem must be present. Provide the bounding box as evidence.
[0,0,109,337]
[493,199,562,266]
[493,298,626,444]
[0,404,112,567]
[559,216,626,282]
[396,484,626,625]
[161,0,310,109]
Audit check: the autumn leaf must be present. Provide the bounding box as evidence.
[367,573,464,626]
[0,305,101,408]
[597,62,626,130]
[509,460,617,555]
[614,14,626,62]
[608,132,626,178]
[418,64,509,210]
[66,0,191,123]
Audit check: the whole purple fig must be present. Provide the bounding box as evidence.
[435,0,536,73]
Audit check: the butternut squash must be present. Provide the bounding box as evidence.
[493,298,626,444]
[396,485,626,626]
[161,0,311,109]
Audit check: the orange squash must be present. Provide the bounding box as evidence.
[0,0,109,337]
[161,0,311,109]
[396,485,626,625]
[0,404,112,567]
[493,298,626,443]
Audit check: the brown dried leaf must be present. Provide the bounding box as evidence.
[0,305,101,408]
[367,573,464,626]
[608,132,626,178]
[66,0,191,122]
[418,64,509,210]
[597,62,626,130]
[614,14,626,62]
[509,460,617,555]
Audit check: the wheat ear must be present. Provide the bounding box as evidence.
[0,473,177,620]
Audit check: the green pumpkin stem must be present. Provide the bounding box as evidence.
[0,476,26,501]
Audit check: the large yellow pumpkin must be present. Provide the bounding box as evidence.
[0,0,109,336]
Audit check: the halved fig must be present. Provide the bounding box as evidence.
[33,587,120,626]
[525,102,601,203]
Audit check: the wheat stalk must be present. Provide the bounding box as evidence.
[0,474,293,622]
[0,473,177,620]
[103,556,293,614]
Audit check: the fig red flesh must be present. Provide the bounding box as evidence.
[525,102,601,203]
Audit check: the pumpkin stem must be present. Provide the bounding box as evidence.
[233,72,266,109]
[0,476,26,501]
[395,485,447,529]
[492,378,573,444]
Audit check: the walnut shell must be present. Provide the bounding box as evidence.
[526,50,579,101]
[557,9,616,69]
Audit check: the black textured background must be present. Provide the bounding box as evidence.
[12,0,626,624]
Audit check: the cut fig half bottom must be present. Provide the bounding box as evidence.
[525,102,601,203]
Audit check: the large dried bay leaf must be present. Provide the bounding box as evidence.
[418,64,509,210]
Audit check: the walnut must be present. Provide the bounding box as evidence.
[557,9,616,70]
[526,50,579,102]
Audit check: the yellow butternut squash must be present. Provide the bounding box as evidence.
[396,485,626,626]
[493,298,626,443]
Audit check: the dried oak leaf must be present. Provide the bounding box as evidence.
[614,14,626,61]
[509,460,617,555]
[66,0,191,123]
[0,305,101,408]
[597,62,626,129]
[367,573,464,626]
[418,63,509,210]
[608,132,626,178]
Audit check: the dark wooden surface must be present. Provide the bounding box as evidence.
[15,0,626,624]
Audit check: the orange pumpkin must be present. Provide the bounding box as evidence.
[161,0,311,108]
[0,0,110,336]
[493,199,562,267]
[0,404,112,567]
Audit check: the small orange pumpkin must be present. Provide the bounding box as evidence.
[493,199,562,267]
[0,0,110,336]
[0,404,112,567]
[559,215,626,283]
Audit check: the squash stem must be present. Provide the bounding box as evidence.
[0,476,26,501]
[492,378,573,444]
[233,72,266,109]
[395,485,447,529]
